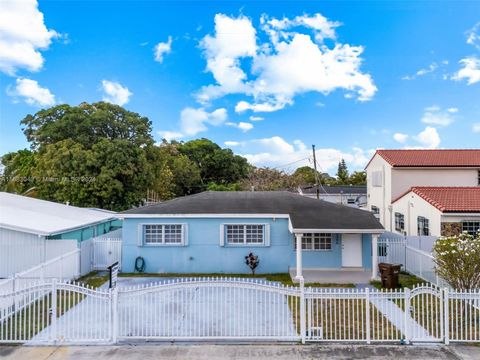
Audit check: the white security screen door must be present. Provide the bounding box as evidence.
[341,234,363,267]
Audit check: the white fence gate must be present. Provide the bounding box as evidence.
[91,229,122,271]
[1,278,479,345]
[92,239,122,270]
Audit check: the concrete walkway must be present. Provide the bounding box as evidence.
[290,269,371,284]
[1,344,479,360]
[369,295,436,341]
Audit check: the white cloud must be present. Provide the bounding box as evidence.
[154,36,172,63]
[413,126,441,149]
[393,132,408,144]
[229,135,372,172]
[101,80,132,106]
[421,105,457,126]
[157,131,183,141]
[473,123,480,133]
[402,62,439,80]
[466,22,480,50]
[452,57,480,85]
[198,13,376,112]
[226,121,253,132]
[7,78,55,106]
[197,14,257,103]
[0,0,58,75]
[249,115,264,121]
[179,107,227,136]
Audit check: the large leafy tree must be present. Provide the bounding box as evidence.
[239,167,297,191]
[34,139,151,211]
[178,138,251,186]
[12,102,155,210]
[21,102,153,150]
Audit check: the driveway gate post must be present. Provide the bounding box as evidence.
[443,288,449,345]
[299,277,306,344]
[404,288,410,344]
[51,279,57,343]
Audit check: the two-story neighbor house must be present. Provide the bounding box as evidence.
[365,150,480,237]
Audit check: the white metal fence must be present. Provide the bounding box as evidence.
[0,278,479,345]
[378,238,445,286]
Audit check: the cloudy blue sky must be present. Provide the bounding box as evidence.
[1,0,480,174]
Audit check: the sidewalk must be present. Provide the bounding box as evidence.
[1,344,479,360]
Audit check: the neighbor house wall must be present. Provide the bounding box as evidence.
[47,219,121,243]
[366,154,392,230]
[440,214,480,236]
[391,192,443,236]
[391,168,478,201]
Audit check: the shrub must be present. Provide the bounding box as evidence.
[433,231,480,290]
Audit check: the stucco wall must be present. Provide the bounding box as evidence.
[391,192,443,236]
[366,154,392,230]
[391,169,478,200]
[121,217,373,274]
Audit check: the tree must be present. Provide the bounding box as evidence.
[239,167,296,191]
[148,142,202,200]
[336,159,349,184]
[433,232,480,289]
[178,138,251,186]
[34,139,151,211]
[0,149,37,195]
[21,102,153,150]
[348,171,367,185]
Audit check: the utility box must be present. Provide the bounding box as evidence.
[378,263,402,289]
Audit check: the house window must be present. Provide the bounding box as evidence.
[371,171,383,187]
[225,224,264,245]
[417,217,430,236]
[294,233,333,251]
[347,198,356,205]
[462,221,480,236]
[395,212,405,232]
[371,206,380,218]
[144,224,183,245]
[478,170,480,186]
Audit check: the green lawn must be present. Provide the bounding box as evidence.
[77,271,109,288]
[370,271,426,290]
[118,272,355,287]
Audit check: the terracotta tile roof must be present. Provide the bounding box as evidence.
[393,187,480,213]
[367,149,480,168]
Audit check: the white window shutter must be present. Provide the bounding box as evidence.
[219,224,225,246]
[264,224,270,247]
[137,224,144,246]
[183,224,189,246]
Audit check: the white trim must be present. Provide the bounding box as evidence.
[222,223,268,247]
[138,223,186,247]
[121,213,290,219]
[442,213,480,216]
[292,228,384,234]
[219,224,225,247]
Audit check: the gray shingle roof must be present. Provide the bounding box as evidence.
[123,191,383,232]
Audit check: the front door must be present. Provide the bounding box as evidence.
[342,234,363,267]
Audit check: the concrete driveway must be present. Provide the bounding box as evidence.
[32,277,298,343]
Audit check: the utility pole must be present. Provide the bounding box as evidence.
[312,145,320,199]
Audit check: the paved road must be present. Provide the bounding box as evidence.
[1,344,479,360]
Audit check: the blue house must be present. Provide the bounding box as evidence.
[121,191,384,282]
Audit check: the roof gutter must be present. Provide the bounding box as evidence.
[0,216,117,237]
[292,228,385,234]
